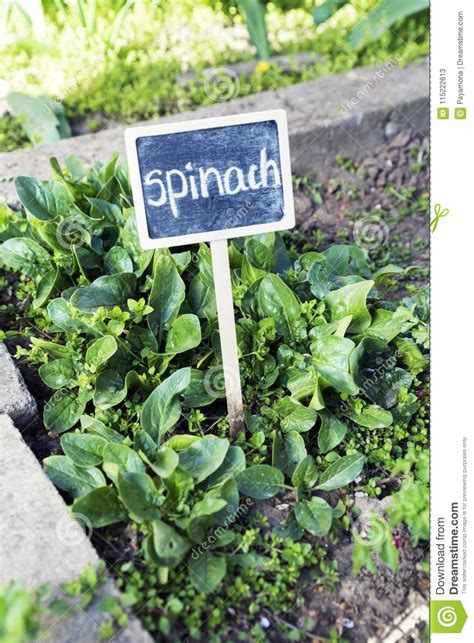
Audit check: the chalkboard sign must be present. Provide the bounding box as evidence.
[125,110,294,249]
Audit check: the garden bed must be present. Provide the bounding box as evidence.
[0,111,429,640]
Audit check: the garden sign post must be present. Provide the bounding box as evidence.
[125,110,295,436]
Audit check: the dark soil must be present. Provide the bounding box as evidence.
[292,128,429,296]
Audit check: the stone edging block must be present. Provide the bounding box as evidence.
[0,60,429,204]
[0,342,37,429]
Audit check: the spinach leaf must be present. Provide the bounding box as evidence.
[71,273,137,312]
[43,455,105,497]
[148,253,185,344]
[324,280,374,333]
[188,554,227,594]
[15,176,75,220]
[236,465,285,499]
[72,487,127,527]
[179,437,229,483]
[317,452,366,491]
[258,274,306,343]
[60,433,107,468]
[295,497,333,536]
[117,472,164,523]
[141,368,191,442]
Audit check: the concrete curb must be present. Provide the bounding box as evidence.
[0,60,429,204]
[0,342,37,429]
[0,414,152,642]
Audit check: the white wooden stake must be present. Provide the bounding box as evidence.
[210,238,244,436]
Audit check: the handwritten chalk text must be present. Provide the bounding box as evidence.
[144,147,281,218]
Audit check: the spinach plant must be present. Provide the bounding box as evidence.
[0,155,428,594]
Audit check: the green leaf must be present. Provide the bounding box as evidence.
[44,389,86,433]
[102,443,146,484]
[134,429,158,460]
[311,335,358,395]
[7,93,71,144]
[394,337,427,373]
[272,431,307,477]
[104,246,133,274]
[88,198,122,224]
[324,281,374,333]
[210,477,240,526]
[182,369,219,408]
[370,368,413,409]
[151,520,190,561]
[344,404,393,429]
[0,237,52,277]
[154,446,179,478]
[39,359,76,389]
[359,307,415,343]
[165,314,201,355]
[295,497,333,537]
[205,446,246,487]
[306,253,332,299]
[117,472,164,523]
[190,496,228,520]
[179,437,230,484]
[349,0,429,49]
[71,273,137,313]
[188,554,227,594]
[318,411,348,452]
[94,369,142,410]
[72,487,127,528]
[236,465,284,499]
[277,398,317,433]
[258,274,306,344]
[15,176,73,220]
[30,337,70,359]
[126,326,158,355]
[236,0,270,59]
[47,298,97,335]
[317,452,366,491]
[141,368,191,442]
[313,0,348,25]
[60,433,107,468]
[148,254,185,344]
[43,455,105,498]
[86,336,118,368]
[291,456,319,490]
[163,434,199,451]
[33,268,60,308]
[121,214,153,277]
[80,415,123,443]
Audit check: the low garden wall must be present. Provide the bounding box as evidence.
[0,60,429,205]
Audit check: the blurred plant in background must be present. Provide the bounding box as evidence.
[0,0,429,151]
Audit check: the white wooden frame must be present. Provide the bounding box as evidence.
[124,109,295,249]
